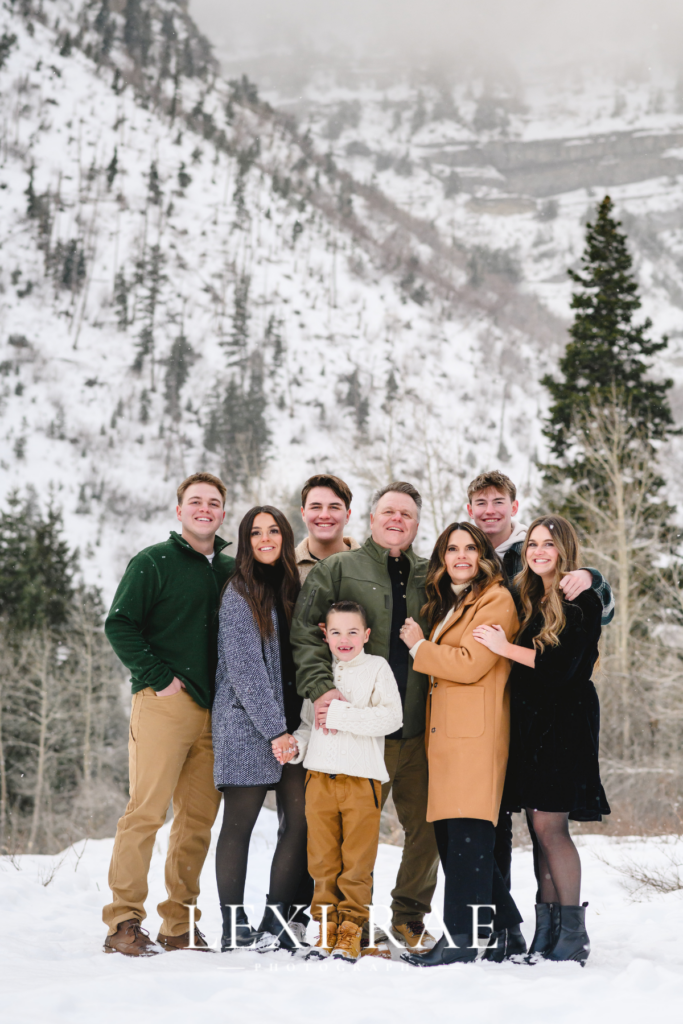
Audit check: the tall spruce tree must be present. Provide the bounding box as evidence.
[540,197,679,764]
[543,195,674,464]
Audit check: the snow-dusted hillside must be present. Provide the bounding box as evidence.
[2,2,683,601]
[2,809,682,1022]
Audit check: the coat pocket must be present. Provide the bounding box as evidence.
[445,686,485,738]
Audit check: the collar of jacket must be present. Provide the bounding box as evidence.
[363,535,419,566]
[431,586,479,641]
[169,530,232,559]
[333,649,369,670]
[296,535,360,564]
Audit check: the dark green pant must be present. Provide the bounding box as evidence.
[381,734,440,926]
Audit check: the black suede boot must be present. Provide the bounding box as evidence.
[482,923,527,962]
[401,933,478,967]
[220,906,272,952]
[257,899,309,954]
[527,903,560,958]
[544,903,590,965]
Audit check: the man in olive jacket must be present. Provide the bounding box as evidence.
[291,481,439,952]
[102,473,234,957]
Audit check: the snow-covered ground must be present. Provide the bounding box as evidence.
[2,808,682,1023]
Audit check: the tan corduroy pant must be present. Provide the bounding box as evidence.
[305,771,382,927]
[103,688,221,937]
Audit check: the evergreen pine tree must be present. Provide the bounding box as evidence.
[222,274,250,369]
[543,195,674,463]
[106,148,118,191]
[113,270,129,329]
[147,160,162,205]
[540,196,679,764]
[164,332,195,416]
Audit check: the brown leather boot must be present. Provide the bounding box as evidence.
[157,926,214,952]
[331,921,363,963]
[104,919,163,957]
[305,921,337,960]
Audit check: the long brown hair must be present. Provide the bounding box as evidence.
[516,514,581,651]
[228,506,301,639]
[422,522,504,632]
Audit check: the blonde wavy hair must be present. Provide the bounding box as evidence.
[516,515,581,652]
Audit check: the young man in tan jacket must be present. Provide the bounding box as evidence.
[295,474,359,583]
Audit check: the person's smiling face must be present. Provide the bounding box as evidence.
[176,484,225,543]
[370,491,419,553]
[443,529,480,585]
[467,486,518,545]
[251,512,283,565]
[525,524,559,581]
[301,486,350,544]
[325,611,370,662]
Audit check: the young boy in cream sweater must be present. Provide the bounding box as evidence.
[283,600,402,963]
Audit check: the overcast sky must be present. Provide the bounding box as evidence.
[190,0,683,75]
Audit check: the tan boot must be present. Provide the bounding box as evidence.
[331,921,363,963]
[305,921,338,960]
[391,921,437,952]
[157,926,214,952]
[104,919,163,957]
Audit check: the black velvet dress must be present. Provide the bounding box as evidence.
[507,589,610,822]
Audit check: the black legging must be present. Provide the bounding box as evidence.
[435,817,522,937]
[494,808,542,901]
[216,762,309,926]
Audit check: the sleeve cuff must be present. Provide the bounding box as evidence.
[409,638,426,659]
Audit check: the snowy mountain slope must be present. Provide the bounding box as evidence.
[0,1,576,599]
[1,810,682,1023]
[3,3,683,603]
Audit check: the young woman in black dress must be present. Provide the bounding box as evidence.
[473,514,609,965]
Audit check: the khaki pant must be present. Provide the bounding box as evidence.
[305,771,382,927]
[381,734,440,926]
[103,688,221,937]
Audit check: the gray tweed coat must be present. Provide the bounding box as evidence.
[213,582,287,788]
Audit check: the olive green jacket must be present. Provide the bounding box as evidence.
[290,536,429,738]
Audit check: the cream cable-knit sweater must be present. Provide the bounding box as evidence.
[292,650,402,783]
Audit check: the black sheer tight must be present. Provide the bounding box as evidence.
[216,763,309,922]
[526,809,581,906]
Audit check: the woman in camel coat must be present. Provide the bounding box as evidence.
[398,521,523,967]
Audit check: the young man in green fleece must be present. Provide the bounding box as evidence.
[102,472,234,957]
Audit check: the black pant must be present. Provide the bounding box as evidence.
[434,817,522,937]
[277,788,314,924]
[494,808,542,901]
[215,763,309,928]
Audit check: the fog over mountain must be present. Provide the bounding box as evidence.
[191,0,683,79]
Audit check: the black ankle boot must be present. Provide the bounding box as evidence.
[528,903,560,957]
[482,923,527,962]
[257,898,309,954]
[401,933,478,967]
[220,906,271,952]
[544,903,590,965]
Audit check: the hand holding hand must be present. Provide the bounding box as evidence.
[400,617,424,650]
[271,733,298,764]
[559,569,593,601]
[313,689,346,735]
[472,624,509,655]
[155,677,186,697]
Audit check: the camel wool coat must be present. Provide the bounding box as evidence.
[413,582,519,825]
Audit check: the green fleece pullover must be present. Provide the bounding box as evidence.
[291,536,429,738]
[104,531,235,709]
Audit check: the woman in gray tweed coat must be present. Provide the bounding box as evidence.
[213,505,311,952]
